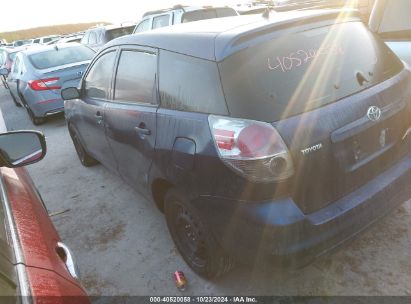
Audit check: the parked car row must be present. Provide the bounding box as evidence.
[133,5,238,33]
[10,35,61,48]
[81,24,135,51]
[0,43,95,124]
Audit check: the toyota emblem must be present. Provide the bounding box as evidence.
[367,106,382,121]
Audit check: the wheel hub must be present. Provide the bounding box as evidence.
[175,206,207,267]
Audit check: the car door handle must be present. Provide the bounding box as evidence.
[56,242,80,280]
[135,126,151,136]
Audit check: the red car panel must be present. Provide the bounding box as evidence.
[27,266,88,303]
[1,166,89,300]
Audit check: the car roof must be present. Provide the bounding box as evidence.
[106,9,360,62]
[0,47,13,53]
[142,5,235,17]
[20,43,85,56]
[89,24,135,31]
[39,35,60,39]
[0,45,29,53]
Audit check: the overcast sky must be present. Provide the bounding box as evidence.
[0,0,243,32]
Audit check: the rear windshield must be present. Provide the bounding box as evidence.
[182,8,237,23]
[106,26,134,41]
[29,45,95,70]
[219,21,403,122]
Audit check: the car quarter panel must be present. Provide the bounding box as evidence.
[27,266,89,301]
[151,109,273,201]
[0,167,86,292]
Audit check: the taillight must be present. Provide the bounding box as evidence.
[28,77,61,91]
[208,115,294,182]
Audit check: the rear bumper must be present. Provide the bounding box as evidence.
[31,101,64,117]
[44,106,64,116]
[23,90,64,117]
[192,153,411,266]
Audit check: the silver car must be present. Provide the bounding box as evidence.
[0,43,95,125]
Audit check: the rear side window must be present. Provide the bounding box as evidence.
[135,20,150,33]
[114,50,156,103]
[219,21,403,122]
[84,51,116,99]
[29,45,95,69]
[216,7,238,17]
[153,15,170,29]
[106,26,134,41]
[182,8,237,23]
[159,50,228,115]
[182,10,216,23]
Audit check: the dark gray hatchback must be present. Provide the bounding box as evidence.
[62,10,411,278]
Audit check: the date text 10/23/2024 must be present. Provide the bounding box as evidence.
[149,297,258,303]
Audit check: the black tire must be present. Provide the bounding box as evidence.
[164,189,234,279]
[27,107,45,125]
[18,92,43,125]
[69,126,98,167]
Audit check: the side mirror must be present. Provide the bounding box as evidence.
[0,68,9,76]
[0,131,46,168]
[61,87,80,100]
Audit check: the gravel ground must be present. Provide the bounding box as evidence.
[0,84,410,297]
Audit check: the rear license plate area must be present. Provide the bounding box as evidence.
[333,115,403,173]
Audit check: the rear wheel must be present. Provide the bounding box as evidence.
[27,107,45,125]
[164,189,233,278]
[19,92,43,125]
[69,126,98,167]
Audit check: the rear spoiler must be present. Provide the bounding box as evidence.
[216,9,360,61]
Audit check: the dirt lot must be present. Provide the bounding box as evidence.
[0,85,410,297]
